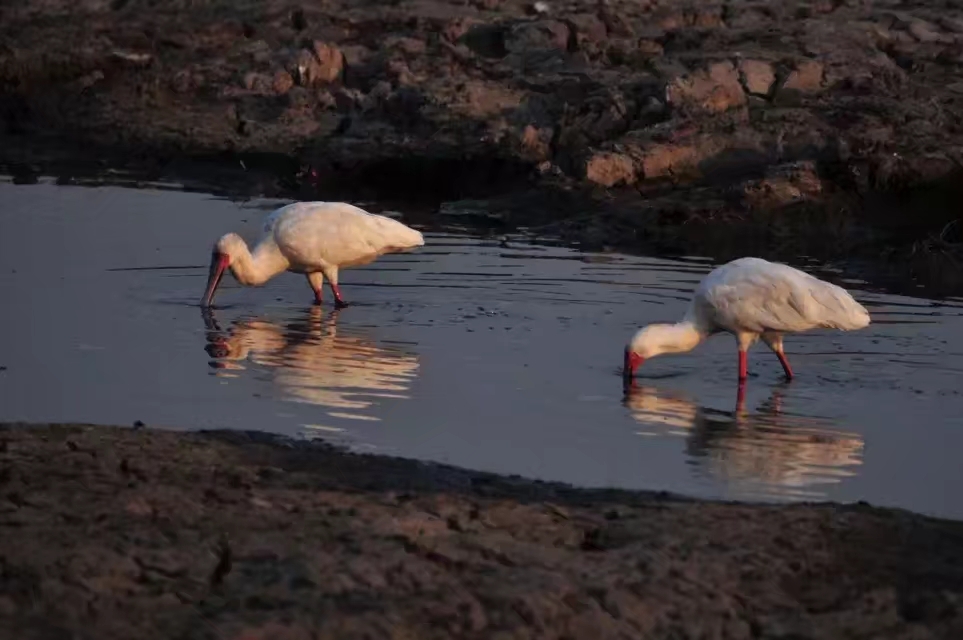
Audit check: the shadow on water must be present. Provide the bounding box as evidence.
[201,307,420,426]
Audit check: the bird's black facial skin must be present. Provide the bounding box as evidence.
[623,347,644,390]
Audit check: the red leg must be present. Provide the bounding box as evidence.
[735,379,747,414]
[776,351,794,380]
[738,350,748,381]
[330,282,347,308]
[307,274,324,305]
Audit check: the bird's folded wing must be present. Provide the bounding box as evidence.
[701,273,834,334]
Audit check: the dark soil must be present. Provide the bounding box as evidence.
[2,422,963,639]
[3,0,963,292]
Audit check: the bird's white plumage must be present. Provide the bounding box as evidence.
[688,257,870,335]
[267,201,423,272]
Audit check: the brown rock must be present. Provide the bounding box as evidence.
[693,8,725,29]
[250,495,272,509]
[869,23,895,46]
[781,60,824,93]
[386,59,417,85]
[908,20,946,44]
[726,8,769,30]
[245,39,273,64]
[939,16,963,34]
[519,125,551,162]
[292,49,320,87]
[316,89,337,110]
[384,36,427,56]
[286,86,312,110]
[556,91,635,152]
[907,153,957,183]
[456,81,523,118]
[604,39,633,66]
[340,44,373,68]
[362,81,393,111]
[76,70,105,91]
[637,39,664,57]
[739,59,775,97]
[585,152,636,187]
[666,61,746,113]
[171,69,195,94]
[744,180,802,210]
[230,623,314,640]
[242,72,272,93]
[272,70,295,95]
[743,161,823,211]
[312,41,344,83]
[640,144,702,180]
[507,20,570,53]
[649,57,688,81]
[125,498,153,517]
[598,4,636,37]
[332,87,363,112]
[656,9,684,31]
[444,17,484,43]
[567,14,607,45]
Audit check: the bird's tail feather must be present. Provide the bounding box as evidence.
[815,283,871,330]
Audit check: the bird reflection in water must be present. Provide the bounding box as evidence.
[201,307,420,425]
[623,383,864,499]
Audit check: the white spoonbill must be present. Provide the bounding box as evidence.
[623,257,871,384]
[201,201,424,308]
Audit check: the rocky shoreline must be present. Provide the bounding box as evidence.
[1,422,963,639]
[3,0,963,291]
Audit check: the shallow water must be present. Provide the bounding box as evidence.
[2,180,963,517]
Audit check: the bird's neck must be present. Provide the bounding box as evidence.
[659,321,704,355]
[229,241,289,286]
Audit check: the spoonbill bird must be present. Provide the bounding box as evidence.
[201,201,424,308]
[623,257,871,384]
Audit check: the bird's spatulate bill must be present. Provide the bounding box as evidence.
[623,348,643,384]
[201,251,229,307]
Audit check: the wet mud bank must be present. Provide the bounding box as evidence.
[2,422,963,639]
[4,0,963,291]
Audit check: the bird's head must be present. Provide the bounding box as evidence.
[201,233,244,308]
[623,324,690,384]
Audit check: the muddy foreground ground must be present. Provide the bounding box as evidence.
[1,422,963,639]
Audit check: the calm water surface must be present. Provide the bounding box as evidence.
[1,180,962,517]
